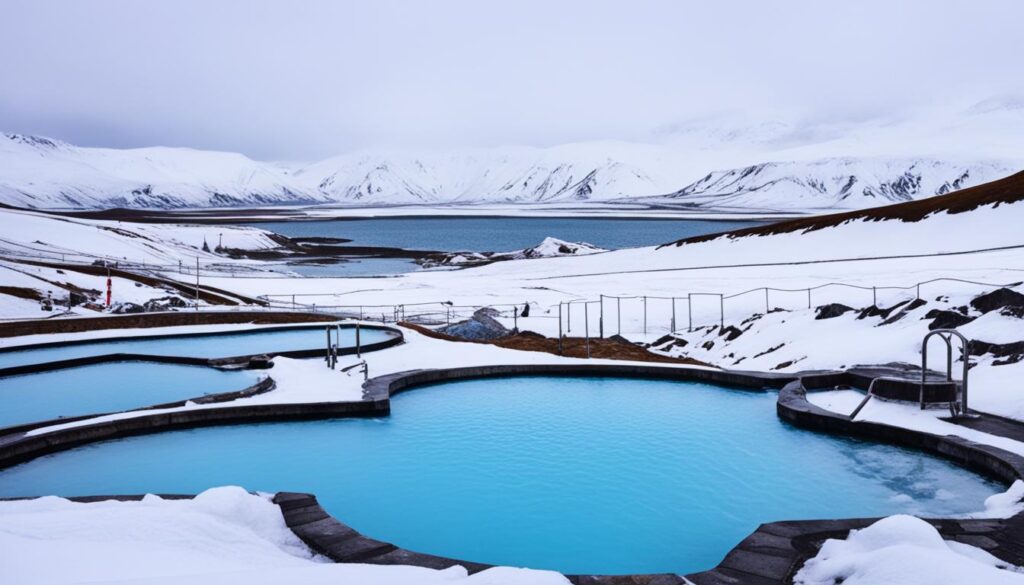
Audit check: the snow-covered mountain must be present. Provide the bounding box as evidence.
[0,133,328,209]
[645,158,1016,211]
[1,97,1022,211]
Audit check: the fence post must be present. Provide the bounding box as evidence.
[872,286,877,307]
[688,295,692,332]
[599,295,604,338]
[916,283,921,301]
[617,297,621,335]
[671,297,676,333]
[356,323,361,358]
[513,308,518,332]
[807,289,812,309]
[292,295,296,310]
[194,256,200,311]
[584,302,590,359]
[558,302,563,355]
[719,294,724,329]
[643,296,647,334]
[567,302,571,333]
[764,288,769,313]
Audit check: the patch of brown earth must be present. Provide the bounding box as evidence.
[400,322,709,365]
[662,169,1024,246]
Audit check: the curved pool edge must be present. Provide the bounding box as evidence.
[0,322,404,377]
[0,375,278,437]
[778,379,1024,485]
[2,363,1024,584]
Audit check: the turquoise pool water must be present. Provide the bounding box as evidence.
[0,376,1003,574]
[0,326,391,369]
[0,362,260,428]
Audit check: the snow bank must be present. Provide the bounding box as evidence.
[794,515,1024,585]
[0,486,571,585]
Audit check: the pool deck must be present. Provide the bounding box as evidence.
[2,358,1024,583]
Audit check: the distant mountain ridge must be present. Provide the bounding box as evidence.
[2,99,1022,212]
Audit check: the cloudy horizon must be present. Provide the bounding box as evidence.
[2,0,1022,160]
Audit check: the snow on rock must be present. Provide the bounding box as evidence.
[793,515,1024,585]
[420,237,606,267]
[0,486,570,585]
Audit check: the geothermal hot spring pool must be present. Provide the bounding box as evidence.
[0,376,1003,574]
[0,325,393,369]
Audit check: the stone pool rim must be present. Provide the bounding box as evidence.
[0,322,404,377]
[1,363,1023,584]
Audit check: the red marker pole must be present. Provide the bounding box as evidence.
[106,268,112,307]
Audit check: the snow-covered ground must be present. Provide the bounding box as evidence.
[794,515,1024,585]
[0,486,568,585]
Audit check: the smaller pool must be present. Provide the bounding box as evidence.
[0,362,261,428]
[0,325,393,370]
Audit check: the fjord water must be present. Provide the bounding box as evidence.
[0,377,1001,574]
[0,326,389,369]
[253,217,764,252]
[0,362,260,428]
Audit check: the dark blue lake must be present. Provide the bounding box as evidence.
[252,217,763,253]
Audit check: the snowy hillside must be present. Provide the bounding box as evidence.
[0,133,328,209]
[646,158,1016,211]
[1,97,1022,211]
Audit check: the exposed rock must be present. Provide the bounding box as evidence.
[880,297,928,325]
[719,325,744,341]
[110,302,145,314]
[856,300,908,321]
[439,307,510,340]
[925,309,976,330]
[970,287,1024,314]
[143,296,188,312]
[815,303,854,320]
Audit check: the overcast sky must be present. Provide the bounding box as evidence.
[2,0,1021,160]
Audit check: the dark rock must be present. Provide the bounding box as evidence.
[110,302,145,314]
[925,309,976,330]
[857,300,909,321]
[248,355,274,369]
[439,307,510,340]
[701,340,715,350]
[719,325,744,341]
[971,287,1024,314]
[815,303,854,320]
[880,297,928,325]
[1001,306,1024,319]
[143,296,188,312]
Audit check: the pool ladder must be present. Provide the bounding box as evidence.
[850,329,970,420]
[325,323,362,369]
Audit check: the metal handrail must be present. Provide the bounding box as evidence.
[848,376,907,421]
[340,360,368,382]
[921,329,970,415]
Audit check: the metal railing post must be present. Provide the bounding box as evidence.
[688,295,693,332]
[764,288,769,313]
[584,302,590,358]
[356,322,362,358]
[567,302,572,333]
[719,294,724,328]
[558,302,563,355]
[617,297,621,336]
[643,296,647,334]
[807,289,812,309]
[671,297,676,332]
[599,295,604,338]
